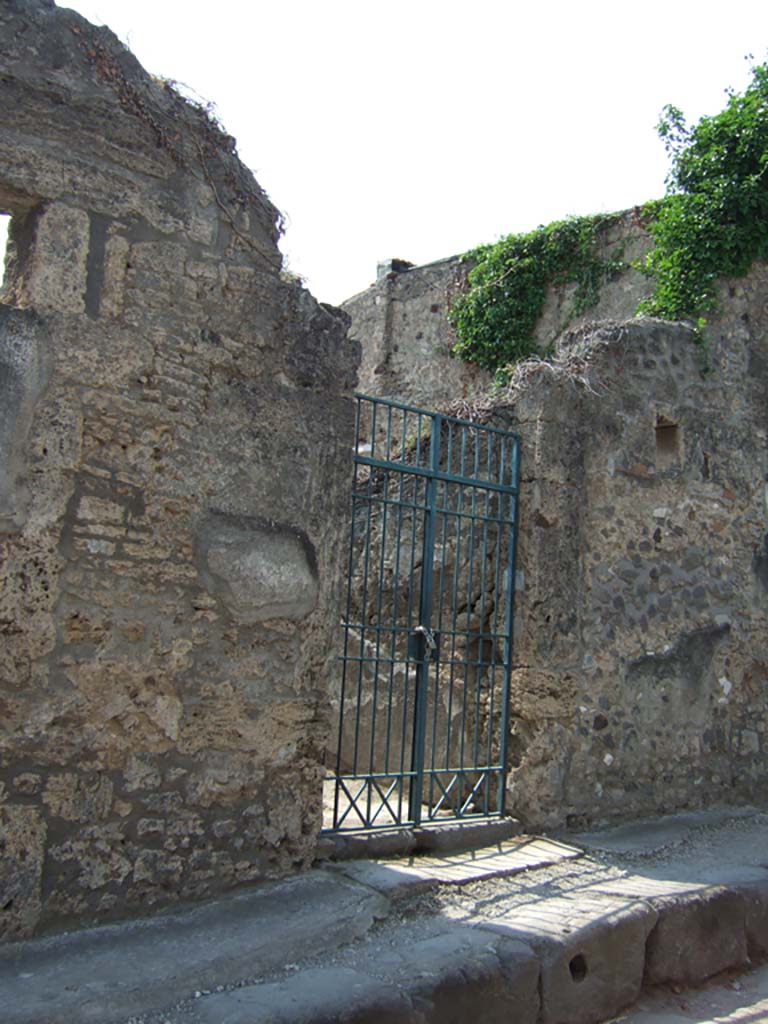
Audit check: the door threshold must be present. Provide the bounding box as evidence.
[316,816,522,863]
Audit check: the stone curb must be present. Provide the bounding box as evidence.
[2,844,768,1024]
[644,886,749,986]
[185,928,541,1024]
[174,878,768,1024]
[0,870,389,1024]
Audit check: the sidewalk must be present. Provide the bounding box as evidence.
[607,962,768,1023]
[2,807,767,1024]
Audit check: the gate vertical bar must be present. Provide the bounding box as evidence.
[333,397,362,830]
[498,435,521,817]
[409,413,442,825]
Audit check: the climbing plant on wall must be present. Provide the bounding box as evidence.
[449,58,768,378]
[638,59,768,324]
[447,214,626,381]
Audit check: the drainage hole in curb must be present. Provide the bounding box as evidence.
[569,953,588,983]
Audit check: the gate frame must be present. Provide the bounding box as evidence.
[326,394,521,833]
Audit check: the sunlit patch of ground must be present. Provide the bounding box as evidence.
[607,963,768,1024]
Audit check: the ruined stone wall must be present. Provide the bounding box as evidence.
[344,236,768,830]
[343,212,653,408]
[495,294,768,827]
[342,256,494,410]
[0,0,358,940]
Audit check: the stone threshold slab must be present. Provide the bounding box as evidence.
[317,816,523,861]
[332,834,583,896]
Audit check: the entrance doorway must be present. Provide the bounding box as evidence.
[326,395,521,831]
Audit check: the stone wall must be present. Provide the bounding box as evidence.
[343,232,768,831]
[343,212,653,407]
[342,256,493,410]
[0,0,358,940]
[495,303,768,828]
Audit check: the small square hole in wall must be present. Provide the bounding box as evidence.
[655,416,681,469]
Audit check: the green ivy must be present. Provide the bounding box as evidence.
[638,59,768,324]
[448,214,626,381]
[449,59,768,378]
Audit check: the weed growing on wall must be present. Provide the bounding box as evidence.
[638,59,768,326]
[448,214,626,382]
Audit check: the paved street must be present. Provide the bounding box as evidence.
[609,963,768,1023]
[4,809,768,1024]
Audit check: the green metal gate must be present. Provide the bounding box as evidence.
[328,395,521,831]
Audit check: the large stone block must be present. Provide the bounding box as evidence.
[476,892,658,1024]
[736,879,768,959]
[379,926,540,1024]
[645,888,749,985]
[23,203,89,313]
[198,514,318,624]
[187,925,539,1024]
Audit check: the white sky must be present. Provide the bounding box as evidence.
[2,2,768,304]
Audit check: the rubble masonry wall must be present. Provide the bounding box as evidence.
[0,0,358,940]
[344,229,768,829]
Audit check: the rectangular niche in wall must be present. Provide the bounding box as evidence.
[655,414,681,470]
